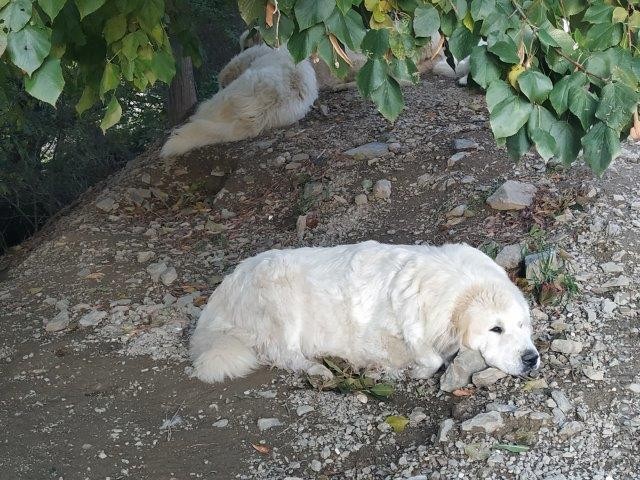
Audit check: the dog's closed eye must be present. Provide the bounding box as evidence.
[490,326,503,334]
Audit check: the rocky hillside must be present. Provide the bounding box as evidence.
[1,75,639,480]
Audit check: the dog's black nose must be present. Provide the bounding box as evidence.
[521,350,539,368]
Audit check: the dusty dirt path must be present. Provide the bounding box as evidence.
[1,76,639,480]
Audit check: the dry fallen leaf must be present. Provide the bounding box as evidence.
[85,272,105,281]
[251,443,271,455]
[452,387,475,397]
[385,415,409,433]
[265,2,276,27]
[329,34,353,67]
[631,110,640,141]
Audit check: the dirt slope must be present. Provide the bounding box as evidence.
[1,75,639,480]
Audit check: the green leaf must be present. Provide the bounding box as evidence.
[385,415,409,433]
[595,82,638,132]
[448,24,478,60]
[389,57,418,83]
[470,0,494,20]
[356,57,386,97]
[99,61,120,98]
[0,29,6,57]
[488,38,520,64]
[584,23,623,51]
[0,0,32,31]
[505,125,531,161]
[490,92,533,138]
[494,444,530,453]
[549,72,588,115]
[287,24,324,63]
[361,28,389,56]
[294,0,334,31]
[237,0,262,23]
[24,56,64,105]
[486,80,512,112]
[367,382,395,398]
[150,48,175,83]
[370,75,404,121]
[38,0,65,21]
[568,85,598,130]
[549,120,581,165]
[75,0,106,19]
[336,0,353,15]
[325,7,366,50]
[527,105,557,161]
[136,0,164,33]
[76,84,98,115]
[103,14,127,44]
[583,3,614,24]
[413,4,439,38]
[100,96,122,133]
[469,45,501,89]
[582,122,620,175]
[7,26,51,75]
[517,70,553,104]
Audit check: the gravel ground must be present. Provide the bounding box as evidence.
[0,75,639,480]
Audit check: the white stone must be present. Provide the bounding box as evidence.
[495,244,523,270]
[79,310,107,327]
[486,181,537,210]
[461,411,503,433]
[551,339,583,354]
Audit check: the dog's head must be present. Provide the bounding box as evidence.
[454,282,539,376]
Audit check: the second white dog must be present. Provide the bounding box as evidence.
[160,45,318,158]
[190,241,540,384]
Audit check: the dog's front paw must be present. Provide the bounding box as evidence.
[410,364,441,379]
[306,363,334,380]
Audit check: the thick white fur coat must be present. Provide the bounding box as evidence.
[160,45,318,158]
[190,241,537,383]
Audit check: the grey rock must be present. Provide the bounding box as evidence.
[495,244,523,270]
[461,411,503,434]
[525,249,560,281]
[472,368,507,387]
[213,419,229,428]
[602,298,617,315]
[373,179,392,200]
[95,197,116,212]
[559,420,584,438]
[344,142,389,159]
[296,405,314,416]
[583,366,604,381]
[551,390,572,413]
[79,310,107,327]
[551,339,583,354]
[354,193,368,206]
[448,152,469,167]
[453,138,479,151]
[486,180,537,210]
[303,182,324,200]
[601,275,630,289]
[446,205,467,218]
[438,418,455,442]
[310,459,322,472]
[291,153,309,162]
[626,383,640,393]
[417,173,432,188]
[440,348,487,392]
[46,310,70,332]
[161,267,178,286]
[137,251,156,263]
[464,443,491,461]
[409,407,427,425]
[257,417,282,431]
[600,262,624,274]
[147,262,168,282]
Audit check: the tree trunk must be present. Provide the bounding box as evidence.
[167,42,198,126]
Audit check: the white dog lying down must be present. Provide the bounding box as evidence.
[160,45,318,158]
[190,241,540,383]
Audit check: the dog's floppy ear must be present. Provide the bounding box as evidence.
[451,285,481,348]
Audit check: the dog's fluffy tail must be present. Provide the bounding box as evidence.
[160,119,243,158]
[190,331,258,383]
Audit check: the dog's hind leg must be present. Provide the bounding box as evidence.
[218,45,271,88]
